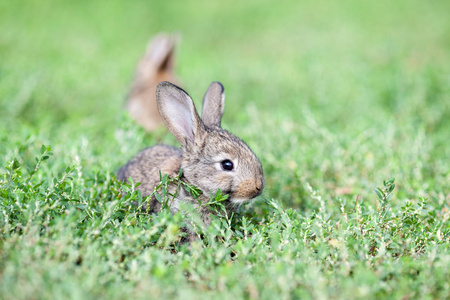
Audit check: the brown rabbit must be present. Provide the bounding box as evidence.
[125,34,179,131]
[118,82,265,239]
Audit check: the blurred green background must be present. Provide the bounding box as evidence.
[1,0,449,208]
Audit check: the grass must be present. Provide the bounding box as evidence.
[1,0,449,299]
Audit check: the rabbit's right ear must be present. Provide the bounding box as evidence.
[157,82,206,148]
[202,82,225,128]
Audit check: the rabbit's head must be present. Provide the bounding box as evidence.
[157,82,264,204]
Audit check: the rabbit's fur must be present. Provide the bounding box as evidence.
[125,34,179,131]
[118,82,264,237]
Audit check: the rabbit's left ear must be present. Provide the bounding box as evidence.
[143,34,177,73]
[202,82,225,128]
[157,82,206,148]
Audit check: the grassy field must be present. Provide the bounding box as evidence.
[1,0,449,299]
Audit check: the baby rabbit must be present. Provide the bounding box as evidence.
[125,34,179,131]
[117,81,265,237]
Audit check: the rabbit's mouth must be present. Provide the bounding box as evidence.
[227,191,262,205]
[230,197,252,203]
[228,197,258,208]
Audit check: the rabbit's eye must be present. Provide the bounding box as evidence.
[221,159,234,171]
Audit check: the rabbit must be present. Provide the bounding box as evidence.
[117,81,265,239]
[125,33,179,131]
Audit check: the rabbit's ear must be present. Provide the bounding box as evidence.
[157,82,206,148]
[139,34,177,76]
[202,82,225,128]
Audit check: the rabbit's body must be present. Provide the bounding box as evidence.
[118,82,264,236]
[117,145,182,210]
[118,145,205,218]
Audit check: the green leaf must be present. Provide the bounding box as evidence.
[386,178,395,185]
[388,183,395,193]
[374,188,383,201]
[155,192,162,203]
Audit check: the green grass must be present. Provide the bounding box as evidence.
[1,0,449,299]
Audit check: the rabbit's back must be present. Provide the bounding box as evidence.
[117,145,182,197]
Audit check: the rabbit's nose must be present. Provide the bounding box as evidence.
[256,182,261,191]
[236,179,263,199]
[255,177,264,193]
[253,178,264,197]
